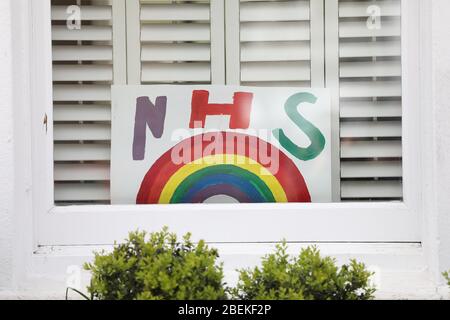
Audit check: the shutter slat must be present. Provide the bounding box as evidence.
[53,85,111,101]
[141,43,210,62]
[141,24,210,42]
[340,60,401,78]
[55,163,110,181]
[341,140,402,159]
[53,64,113,82]
[341,161,402,178]
[339,20,401,38]
[241,22,310,42]
[340,80,402,98]
[52,25,112,41]
[241,41,310,62]
[241,61,310,82]
[241,81,311,87]
[53,104,111,122]
[341,180,402,199]
[52,46,113,62]
[54,183,110,202]
[140,3,210,21]
[340,40,401,58]
[54,124,111,141]
[340,100,402,118]
[54,144,110,162]
[141,63,211,82]
[51,5,112,21]
[340,121,401,138]
[339,1,401,18]
[241,1,310,22]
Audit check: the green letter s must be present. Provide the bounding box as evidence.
[273,92,326,161]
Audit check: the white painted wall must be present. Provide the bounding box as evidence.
[0,0,449,298]
[431,0,450,278]
[0,0,14,290]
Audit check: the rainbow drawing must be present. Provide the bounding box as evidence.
[137,132,311,204]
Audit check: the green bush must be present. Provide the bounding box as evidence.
[82,228,376,301]
[232,243,375,300]
[444,271,450,287]
[84,227,227,300]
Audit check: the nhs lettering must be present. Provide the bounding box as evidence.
[111,86,332,204]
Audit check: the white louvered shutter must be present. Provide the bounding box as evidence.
[335,0,403,201]
[226,0,324,87]
[126,0,225,85]
[52,0,126,204]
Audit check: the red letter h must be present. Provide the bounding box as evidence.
[189,90,254,129]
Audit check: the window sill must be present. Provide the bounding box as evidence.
[39,202,420,245]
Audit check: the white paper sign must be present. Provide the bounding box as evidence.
[111,85,332,204]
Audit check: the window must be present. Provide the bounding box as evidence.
[34,0,421,244]
[50,0,404,205]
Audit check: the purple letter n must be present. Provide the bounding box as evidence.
[133,96,167,161]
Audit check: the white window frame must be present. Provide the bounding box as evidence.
[29,0,422,246]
